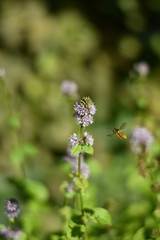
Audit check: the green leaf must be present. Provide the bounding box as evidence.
[71,214,84,225]
[10,147,25,165]
[132,228,145,240]
[17,232,27,240]
[0,224,6,229]
[66,223,85,239]
[92,208,112,226]
[9,115,21,130]
[82,145,93,155]
[25,179,49,202]
[60,206,72,221]
[71,225,85,238]
[51,236,68,240]
[74,176,88,192]
[83,207,94,216]
[10,143,38,166]
[23,143,38,157]
[71,146,82,155]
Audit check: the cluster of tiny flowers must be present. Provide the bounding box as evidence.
[5,198,20,219]
[64,146,84,165]
[69,133,79,148]
[66,182,74,193]
[133,61,150,77]
[61,80,78,96]
[0,198,21,239]
[72,159,90,179]
[69,132,94,148]
[64,147,90,179]
[73,97,96,127]
[0,228,21,239]
[83,132,94,146]
[130,127,154,154]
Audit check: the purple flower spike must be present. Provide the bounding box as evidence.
[0,228,21,239]
[69,133,79,148]
[61,80,78,95]
[130,127,153,154]
[73,97,96,127]
[5,198,20,219]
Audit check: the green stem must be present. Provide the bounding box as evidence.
[9,217,15,228]
[78,125,88,240]
[78,151,82,179]
[84,229,88,240]
[78,152,84,213]
[78,125,84,214]
[79,189,84,214]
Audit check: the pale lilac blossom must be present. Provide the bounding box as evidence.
[73,97,96,127]
[83,132,94,146]
[130,127,153,154]
[69,133,79,148]
[72,160,90,179]
[0,228,21,239]
[5,198,20,219]
[77,114,93,127]
[133,61,150,76]
[61,80,78,95]
[64,147,90,179]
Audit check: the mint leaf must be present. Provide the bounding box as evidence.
[92,208,112,225]
[71,146,82,155]
[82,145,93,155]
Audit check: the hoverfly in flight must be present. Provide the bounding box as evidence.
[107,122,127,140]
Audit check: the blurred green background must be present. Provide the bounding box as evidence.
[0,0,160,239]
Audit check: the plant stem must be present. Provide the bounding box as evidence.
[84,229,88,240]
[80,189,84,214]
[78,125,88,240]
[78,151,82,179]
[78,125,84,214]
[78,151,84,213]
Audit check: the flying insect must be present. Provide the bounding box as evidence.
[107,122,127,140]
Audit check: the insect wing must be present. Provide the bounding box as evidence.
[119,122,127,130]
[106,133,114,137]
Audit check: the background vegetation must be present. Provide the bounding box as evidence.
[0,0,160,239]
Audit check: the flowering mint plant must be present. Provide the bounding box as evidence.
[69,97,96,157]
[61,80,78,97]
[0,198,22,240]
[59,97,111,240]
[130,126,160,238]
[73,96,96,127]
[130,127,153,154]
[130,126,154,178]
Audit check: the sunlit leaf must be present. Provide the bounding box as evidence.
[92,208,112,225]
[25,179,49,202]
[82,145,93,155]
[71,146,82,155]
[132,228,145,240]
[10,143,38,166]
